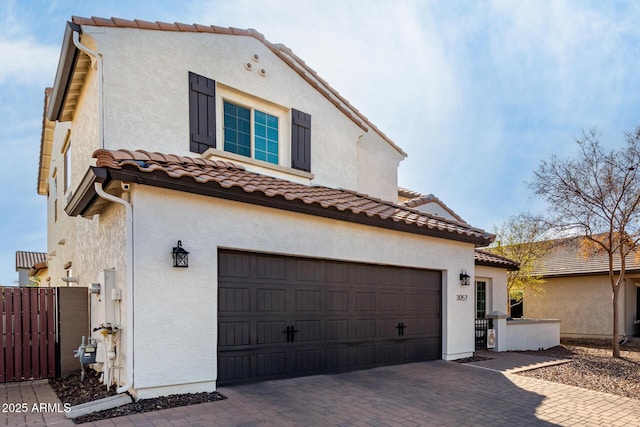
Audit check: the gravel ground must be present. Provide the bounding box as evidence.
[49,369,225,424]
[516,338,640,400]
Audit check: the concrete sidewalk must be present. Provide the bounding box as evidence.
[465,350,573,373]
[1,352,639,426]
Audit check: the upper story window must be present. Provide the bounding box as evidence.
[63,143,71,193]
[223,101,279,165]
[50,169,58,223]
[62,130,71,194]
[189,71,311,173]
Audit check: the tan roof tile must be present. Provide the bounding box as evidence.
[533,236,640,277]
[474,249,519,270]
[16,251,47,270]
[86,149,494,246]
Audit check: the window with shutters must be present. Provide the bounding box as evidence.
[223,100,280,165]
[189,72,311,173]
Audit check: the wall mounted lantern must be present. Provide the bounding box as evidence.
[171,240,189,268]
[460,269,471,286]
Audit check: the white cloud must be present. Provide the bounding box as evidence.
[0,38,58,85]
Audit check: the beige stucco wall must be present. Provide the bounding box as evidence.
[77,25,402,202]
[128,184,475,398]
[525,275,626,338]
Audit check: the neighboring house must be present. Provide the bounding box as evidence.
[15,251,48,286]
[526,236,640,339]
[39,16,497,399]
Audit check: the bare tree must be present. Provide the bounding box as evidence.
[490,214,553,316]
[530,127,640,357]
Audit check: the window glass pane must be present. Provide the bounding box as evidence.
[476,281,486,319]
[255,123,266,138]
[224,101,251,157]
[255,137,266,152]
[254,109,278,165]
[267,115,278,128]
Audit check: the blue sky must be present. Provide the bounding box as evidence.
[2,0,640,285]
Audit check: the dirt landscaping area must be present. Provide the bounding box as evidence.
[516,337,640,400]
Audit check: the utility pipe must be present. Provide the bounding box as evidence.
[94,182,134,394]
[72,30,104,149]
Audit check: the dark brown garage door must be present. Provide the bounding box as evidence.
[217,250,441,385]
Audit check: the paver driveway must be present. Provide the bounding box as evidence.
[2,354,640,426]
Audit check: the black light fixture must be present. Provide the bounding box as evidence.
[460,269,470,286]
[171,240,189,268]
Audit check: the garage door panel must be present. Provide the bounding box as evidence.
[295,289,322,311]
[218,250,441,385]
[219,287,251,312]
[257,288,286,312]
[379,343,401,363]
[355,319,377,338]
[355,345,377,366]
[257,352,287,378]
[326,319,349,340]
[379,292,400,311]
[219,321,251,346]
[219,253,251,278]
[296,259,323,282]
[256,256,287,280]
[356,292,377,311]
[326,347,349,369]
[294,349,323,373]
[256,321,287,344]
[218,354,251,382]
[326,262,349,283]
[326,291,348,311]
[295,320,322,341]
[379,318,403,337]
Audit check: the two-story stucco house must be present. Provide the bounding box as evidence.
[38,16,497,399]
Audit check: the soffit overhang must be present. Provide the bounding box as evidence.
[67,150,495,247]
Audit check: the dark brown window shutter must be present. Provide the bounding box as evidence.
[291,109,311,172]
[189,72,216,153]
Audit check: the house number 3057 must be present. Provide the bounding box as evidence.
[456,295,468,301]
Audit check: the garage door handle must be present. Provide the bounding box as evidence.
[397,322,406,336]
[283,326,292,342]
[282,326,300,342]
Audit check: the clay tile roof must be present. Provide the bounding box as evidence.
[474,249,519,270]
[88,149,494,246]
[16,251,47,270]
[533,236,640,277]
[68,16,406,157]
[398,190,467,225]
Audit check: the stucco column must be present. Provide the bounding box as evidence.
[486,311,509,352]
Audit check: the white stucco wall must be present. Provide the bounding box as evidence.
[128,185,475,397]
[77,25,402,202]
[475,265,509,315]
[505,319,560,350]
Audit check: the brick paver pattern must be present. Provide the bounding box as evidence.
[1,356,639,426]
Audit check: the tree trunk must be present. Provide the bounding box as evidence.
[612,284,621,358]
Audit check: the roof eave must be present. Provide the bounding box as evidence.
[65,167,109,217]
[70,166,492,246]
[47,21,81,122]
[475,260,520,271]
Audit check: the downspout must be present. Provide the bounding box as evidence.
[94,183,134,394]
[72,30,104,149]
